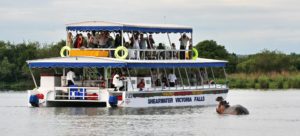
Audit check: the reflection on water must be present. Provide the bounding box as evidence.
[1,90,300,136]
[52,106,204,116]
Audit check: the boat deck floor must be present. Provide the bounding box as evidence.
[46,100,106,107]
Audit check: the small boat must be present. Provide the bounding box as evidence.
[27,21,228,108]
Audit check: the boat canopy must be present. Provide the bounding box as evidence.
[27,57,227,68]
[66,21,192,33]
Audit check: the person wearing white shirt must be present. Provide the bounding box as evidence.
[66,69,76,86]
[113,73,124,91]
[168,73,177,87]
[133,34,140,59]
[179,33,190,59]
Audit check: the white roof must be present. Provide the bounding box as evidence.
[66,21,192,29]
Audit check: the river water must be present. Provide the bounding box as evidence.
[0,90,300,136]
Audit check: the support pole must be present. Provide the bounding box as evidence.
[177,68,184,90]
[210,67,216,88]
[126,68,134,91]
[149,69,156,91]
[121,30,124,47]
[198,68,204,89]
[163,68,170,91]
[223,67,228,88]
[184,68,191,89]
[157,68,163,90]
[29,68,37,88]
[104,67,108,88]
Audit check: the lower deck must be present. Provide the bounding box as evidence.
[46,100,106,107]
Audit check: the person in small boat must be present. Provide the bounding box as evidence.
[137,79,145,91]
[66,68,76,86]
[216,97,249,115]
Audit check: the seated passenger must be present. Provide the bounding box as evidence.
[168,73,177,87]
[137,79,145,91]
[112,73,124,91]
[66,69,76,86]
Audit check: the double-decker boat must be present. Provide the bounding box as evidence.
[27,21,228,108]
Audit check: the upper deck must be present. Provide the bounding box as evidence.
[63,21,198,61]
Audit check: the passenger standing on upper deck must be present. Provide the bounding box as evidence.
[170,43,177,59]
[133,34,140,59]
[66,32,73,47]
[87,33,93,48]
[98,32,107,48]
[157,43,165,59]
[74,34,84,48]
[114,33,125,48]
[139,34,147,59]
[106,32,114,48]
[90,30,98,48]
[147,34,155,49]
[179,33,190,59]
[67,69,76,86]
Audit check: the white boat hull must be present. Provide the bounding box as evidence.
[111,89,228,108]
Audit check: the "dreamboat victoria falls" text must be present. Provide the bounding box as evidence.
[148,96,205,104]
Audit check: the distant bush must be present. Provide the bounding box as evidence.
[228,72,300,89]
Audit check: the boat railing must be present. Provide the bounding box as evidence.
[128,83,228,92]
[71,48,193,60]
[53,87,101,101]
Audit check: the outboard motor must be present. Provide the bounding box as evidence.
[109,96,118,108]
[29,95,39,107]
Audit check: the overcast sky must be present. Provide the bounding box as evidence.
[0,0,299,54]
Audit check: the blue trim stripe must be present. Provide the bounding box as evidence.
[66,26,192,33]
[29,62,125,68]
[28,62,226,68]
[127,62,226,68]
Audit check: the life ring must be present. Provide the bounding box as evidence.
[60,46,71,57]
[114,46,128,59]
[192,48,198,60]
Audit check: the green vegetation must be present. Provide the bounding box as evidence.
[195,40,300,89]
[0,39,299,90]
[0,40,65,90]
[228,72,300,89]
